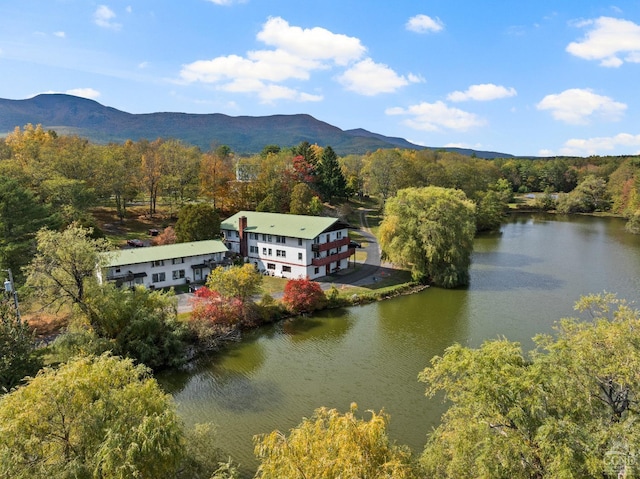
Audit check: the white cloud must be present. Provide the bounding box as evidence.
[41,88,101,100]
[126,6,132,13]
[406,14,444,33]
[180,16,416,103]
[550,133,640,156]
[338,58,419,96]
[536,88,626,124]
[386,101,486,132]
[53,31,66,38]
[65,88,101,99]
[566,16,640,67]
[257,16,365,66]
[94,5,121,30]
[448,83,517,102]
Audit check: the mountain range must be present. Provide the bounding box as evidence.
[0,94,512,158]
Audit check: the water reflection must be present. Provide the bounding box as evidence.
[161,214,640,475]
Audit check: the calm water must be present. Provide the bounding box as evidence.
[160,214,640,475]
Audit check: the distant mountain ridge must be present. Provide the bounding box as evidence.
[0,94,512,158]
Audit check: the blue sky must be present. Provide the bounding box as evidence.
[1,1,640,157]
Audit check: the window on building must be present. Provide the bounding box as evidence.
[337,231,342,239]
[172,269,185,280]
[268,248,272,256]
[267,263,276,270]
[276,236,286,244]
[276,249,286,258]
[298,252,303,260]
[314,267,319,274]
[267,235,273,242]
[250,246,258,254]
[313,252,320,259]
[326,234,330,242]
[313,237,320,244]
[298,238,303,246]
[282,266,291,273]
[152,272,166,283]
[234,231,239,238]
[172,258,184,265]
[263,247,267,255]
[262,234,267,241]
[152,260,164,267]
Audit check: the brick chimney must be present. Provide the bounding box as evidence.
[239,216,248,257]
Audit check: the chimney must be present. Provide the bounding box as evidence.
[239,216,248,257]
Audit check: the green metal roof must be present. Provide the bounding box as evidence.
[221,211,340,240]
[103,240,228,267]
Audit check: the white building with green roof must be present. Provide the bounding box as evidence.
[99,240,229,289]
[220,211,354,280]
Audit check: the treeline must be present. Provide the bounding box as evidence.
[2,124,640,280]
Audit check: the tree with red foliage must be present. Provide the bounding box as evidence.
[282,279,326,314]
[190,287,244,326]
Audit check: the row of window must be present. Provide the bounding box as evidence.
[152,258,185,268]
[152,269,185,283]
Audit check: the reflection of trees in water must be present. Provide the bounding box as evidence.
[376,289,469,354]
[282,308,354,342]
[157,332,267,396]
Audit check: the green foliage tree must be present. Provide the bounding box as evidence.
[317,145,347,202]
[0,176,58,281]
[206,264,262,304]
[0,354,184,479]
[254,403,420,479]
[84,285,187,370]
[174,203,220,243]
[0,302,41,394]
[419,293,640,479]
[557,174,611,214]
[25,223,111,317]
[379,186,476,287]
[474,190,506,232]
[289,182,320,215]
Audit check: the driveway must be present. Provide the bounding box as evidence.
[176,208,392,313]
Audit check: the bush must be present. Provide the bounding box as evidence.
[282,279,327,314]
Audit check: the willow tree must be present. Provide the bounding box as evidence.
[254,404,420,479]
[379,186,475,287]
[0,354,184,478]
[419,293,640,479]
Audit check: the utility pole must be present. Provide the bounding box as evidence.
[4,268,21,322]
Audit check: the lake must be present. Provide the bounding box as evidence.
[160,213,640,475]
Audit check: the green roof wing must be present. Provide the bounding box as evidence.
[221,211,340,240]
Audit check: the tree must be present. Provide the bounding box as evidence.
[82,285,187,370]
[206,264,262,304]
[379,186,476,287]
[0,354,184,479]
[317,145,347,202]
[282,278,326,314]
[557,174,611,214]
[474,189,506,232]
[174,203,220,243]
[154,225,177,245]
[254,403,420,479]
[289,183,319,215]
[0,302,41,394]
[25,224,112,317]
[419,293,640,479]
[0,176,58,281]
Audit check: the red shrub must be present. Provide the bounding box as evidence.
[282,279,326,314]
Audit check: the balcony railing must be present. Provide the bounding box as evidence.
[311,249,353,267]
[311,236,350,253]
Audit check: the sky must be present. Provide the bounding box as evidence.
[1,1,640,157]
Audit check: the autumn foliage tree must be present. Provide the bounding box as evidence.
[254,403,420,479]
[282,278,326,314]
